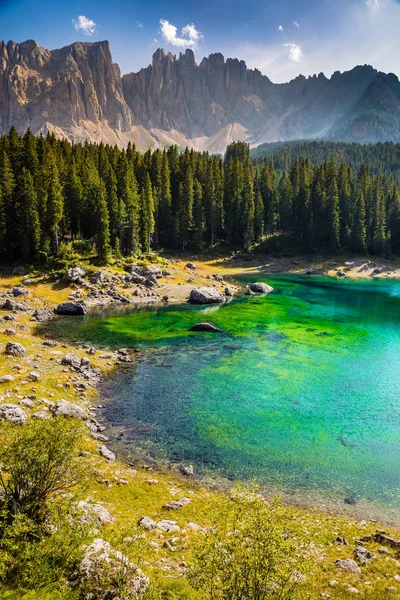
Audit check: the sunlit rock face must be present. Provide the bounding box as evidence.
[1,39,400,152]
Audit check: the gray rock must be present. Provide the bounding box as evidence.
[130,273,146,284]
[225,287,234,297]
[334,558,361,573]
[66,267,87,283]
[89,271,108,284]
[249,282,274,294]
[76,538,149,598]
[162,498,191,510]
[0,374,15,383]
[61,353,82,369]
[52,400,88,420]
[179,464,194,477]
[55,301,88,316]
[2,298,28,311]
[12,287,29,297]
[186,262,196,270]
[99,445,116,462]
[0,404,27,424]
[138,516,156,531]
[18,399,35,407]
[5,341,26,356]
[190,322,222,333]
[189,287,225,305]
[31,309,53,322]
[353,545,374,566]
[77,501,115,526]
[157,520,181,533]
[31,411,51,420]
[42,340,58,347]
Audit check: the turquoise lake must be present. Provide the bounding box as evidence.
[46,275,400,519]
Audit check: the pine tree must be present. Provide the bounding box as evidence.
[175,166,194,250]
[158,151,172,247]
[193,179,205,250]
[350,191,367,254]
[92,181,111,263]
[242,164,255,250]
[44,150,63,252]
[254,191,264,250]
[371,175,387,255]
[140,173,155,253]
[16,168,41,260]
[326,160,340,252]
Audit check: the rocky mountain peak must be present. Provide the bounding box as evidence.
[1,39,400,152]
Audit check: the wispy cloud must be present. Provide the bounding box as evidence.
[366,0,380,7]
[137,21,144,29]
[277,25,284,32]
[284,42,303,62]
[293,20,300,27]
[159,19,203,48]
[72,15,97,36]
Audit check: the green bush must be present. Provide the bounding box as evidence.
[0,418,88,595]
[189,486,310,600]
[0,417,85,526]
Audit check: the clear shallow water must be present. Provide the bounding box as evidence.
[45,276,400,515]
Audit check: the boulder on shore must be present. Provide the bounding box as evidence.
[74,538,149,598]
[55,302,88,316]
[249,282,274,294]
[52,400,88,420]
[66,267,87,283]
[189,287,225,305]
[0,404,27,424]
[5,341,26,356]
[190,323,222,333]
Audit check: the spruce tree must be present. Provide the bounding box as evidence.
[16,168,41,260]
[140,173,155,253]
[350,191,367,254]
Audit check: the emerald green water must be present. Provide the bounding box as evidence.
[45,276,400,516]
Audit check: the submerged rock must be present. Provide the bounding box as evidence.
[189,287,225,305]
[190,323,222,333]
[249,282,274,294]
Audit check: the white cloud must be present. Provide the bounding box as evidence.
[159,19,203,48]
[278,25,284,32]
[137,21,144,29]
[293,21,300,27]
[284,42,303,62]
[72,15,97,36]
[366,0,380,7]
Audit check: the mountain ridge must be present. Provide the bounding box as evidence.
[1,39,400,152]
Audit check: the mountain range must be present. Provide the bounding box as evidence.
[1,39,400,153]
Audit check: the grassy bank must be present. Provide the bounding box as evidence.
[0,256,400,599]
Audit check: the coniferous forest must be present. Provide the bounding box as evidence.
[1,128,400,264]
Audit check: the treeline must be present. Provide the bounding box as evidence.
[252,140,400,179]
[0,129,400,263]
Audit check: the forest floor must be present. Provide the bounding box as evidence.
[0,254,400,599]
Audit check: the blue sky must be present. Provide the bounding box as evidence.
[1,0,400,82]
